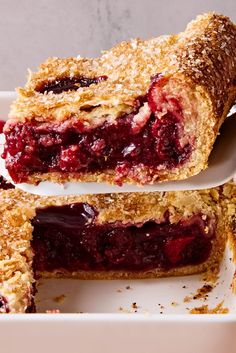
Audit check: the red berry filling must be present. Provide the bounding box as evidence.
[0,295,10,313]
[3,74,192,183]
[0,119,14,190]
[0,120,5,133]
[31,203,214,272]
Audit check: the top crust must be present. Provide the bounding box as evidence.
[8,12,236,124]
[0,188,223,230]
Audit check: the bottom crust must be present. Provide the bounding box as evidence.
[38,262,220,281]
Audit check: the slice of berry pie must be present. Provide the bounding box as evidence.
[3,13,236,186]
[0,186,231,312]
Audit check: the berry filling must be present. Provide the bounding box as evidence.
[0,121,14,189]
[0,119,5,133]
[31,203,214,272]
[0,175,14,190]
[3,75,192,184]
[37,75,108,94]
[0,295,10,313]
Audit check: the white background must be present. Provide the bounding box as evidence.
[0,0,236,90]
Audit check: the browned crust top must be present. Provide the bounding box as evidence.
[176,13,236,117]
[8,12,236,124]
[0,187,223,232]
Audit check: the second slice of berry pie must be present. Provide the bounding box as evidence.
[3,13,236,185]
[0,188,229,280]
[0,184,234,313]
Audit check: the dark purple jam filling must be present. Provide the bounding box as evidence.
[31,203,214,273]
[0,295,10,313]
[37,75,108,94]
[0,175,14,190]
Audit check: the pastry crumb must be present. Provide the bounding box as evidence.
[171,301,179,307]
[53,294,66,304]
[184,283,214,303]
[184,295,191,303]
[193,284,214,300]
[189,301,229,314]
[202,267,219,283]
[118,306,134,313]
[132,302,138,309]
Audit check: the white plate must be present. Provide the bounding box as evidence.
[0,92,236,195]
